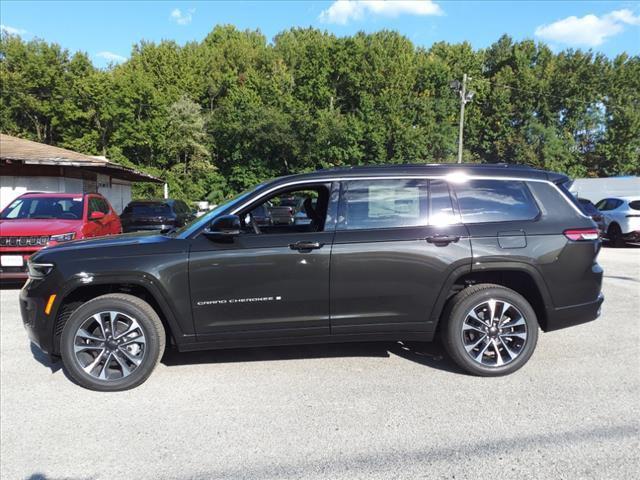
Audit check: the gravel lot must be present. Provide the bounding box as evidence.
[1,246,639,479]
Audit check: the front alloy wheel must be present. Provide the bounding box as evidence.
[61,293,165,391]
[73,311,147,381]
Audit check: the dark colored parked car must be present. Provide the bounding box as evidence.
[120,199,195,233]
[577,198,606,236]
[21,164,604,391]
[248,204,272,227]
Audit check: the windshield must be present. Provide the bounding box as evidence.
[172,185,264,237]
[0,196,84,220]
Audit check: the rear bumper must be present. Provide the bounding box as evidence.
[545,293,604,332]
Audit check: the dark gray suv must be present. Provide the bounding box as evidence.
[21,164,604,391]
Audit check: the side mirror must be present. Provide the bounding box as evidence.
[204,214,241,241]
[90,211,105,221]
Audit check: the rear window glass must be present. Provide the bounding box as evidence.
[124,203,171,216]
[0,197,84,220]
[578,198,598,215]
[627,200,640,211]
[454,180,539,223]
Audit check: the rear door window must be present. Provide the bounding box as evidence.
[338,179,429,230]
[629,200,640,211]
[454,180,539,223]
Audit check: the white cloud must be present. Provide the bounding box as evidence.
[319,0,443,25]
[170,8,195,25]
[96,51,127,63]
[0,24,27,35]
[535,9,640,47]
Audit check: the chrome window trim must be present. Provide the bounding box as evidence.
[227,175,589,219]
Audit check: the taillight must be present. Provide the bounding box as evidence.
[563,228,599,241]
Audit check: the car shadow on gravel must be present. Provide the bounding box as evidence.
[161,340,464,375]
[29,343,63,374]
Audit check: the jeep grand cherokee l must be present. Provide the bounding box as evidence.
[20,164,604,391]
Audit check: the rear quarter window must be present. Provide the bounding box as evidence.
[454,180,539,223]
[628,200,640,211]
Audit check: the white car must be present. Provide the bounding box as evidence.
[595,197,640,246]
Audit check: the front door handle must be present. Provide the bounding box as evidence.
[426,234,460,246]
[289,241,324,251]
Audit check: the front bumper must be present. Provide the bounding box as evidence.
[0,268,28,282]
[0,248,39,281]
[545,292,604,332]
[20,280,57,355]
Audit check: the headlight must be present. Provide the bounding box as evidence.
[49,232,76,243]
[27,262,54,279]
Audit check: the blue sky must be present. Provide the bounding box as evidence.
[1,1,639,68]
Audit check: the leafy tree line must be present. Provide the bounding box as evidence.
[1,26,638,203]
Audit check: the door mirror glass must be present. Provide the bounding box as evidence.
[204,214,241,241]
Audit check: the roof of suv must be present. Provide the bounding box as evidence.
[127,199,181,205]
[276,163,567,185]
[18,192,100,199]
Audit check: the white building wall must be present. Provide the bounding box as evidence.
[0,175,132,214]
[570,177,640,203]
[99,180,132,214]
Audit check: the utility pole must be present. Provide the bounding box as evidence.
[451,74,474,164]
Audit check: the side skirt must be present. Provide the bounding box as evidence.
[176,331,436,353]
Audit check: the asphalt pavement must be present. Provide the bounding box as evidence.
[1,246,639,479]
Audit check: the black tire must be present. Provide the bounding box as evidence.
[441,284,539,376]
[607,223,626,248]
[60,293,165,391]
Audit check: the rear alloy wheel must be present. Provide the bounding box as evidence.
[442,284,538,376]
[461,299,527,367]
[61,294,165,391]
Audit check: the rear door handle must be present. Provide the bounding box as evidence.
[289,241,324,251]
[426,234,460,245]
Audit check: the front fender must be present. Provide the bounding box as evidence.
[54,271,193,342]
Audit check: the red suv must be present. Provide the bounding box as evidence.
[0,192,122,281]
